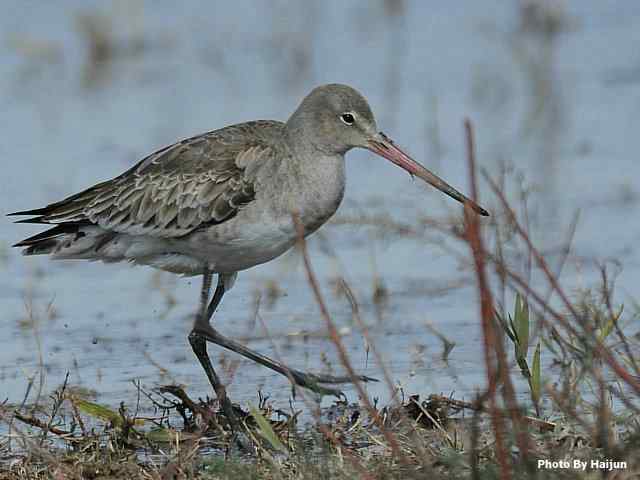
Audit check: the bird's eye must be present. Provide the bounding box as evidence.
[340,113,355,125]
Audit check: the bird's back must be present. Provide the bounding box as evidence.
[9,120,285,270]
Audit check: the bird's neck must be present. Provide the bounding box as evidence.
[273,137,346,236]
[294,154,346,235]
[284,109,346,156]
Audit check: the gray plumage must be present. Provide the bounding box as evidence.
[13,120,275,237]
[11,84,487,277]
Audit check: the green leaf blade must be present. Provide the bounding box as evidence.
[249,404,288,454]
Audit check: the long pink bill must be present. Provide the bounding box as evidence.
[367,132,489,216]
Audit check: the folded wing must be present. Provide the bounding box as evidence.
[10,121,282,240]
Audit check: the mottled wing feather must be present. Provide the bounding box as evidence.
[17,121,283,238]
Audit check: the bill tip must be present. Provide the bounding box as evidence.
[466,202,490,217]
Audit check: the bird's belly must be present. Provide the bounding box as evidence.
[185,207,298,273]
[202,234,296,273]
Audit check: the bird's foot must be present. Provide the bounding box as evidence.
[288,369,378,398]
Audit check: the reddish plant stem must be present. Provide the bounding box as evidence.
[292,214,408,464]
[463,119,512,480]
[253,310,375,480]
[339,279,398,403]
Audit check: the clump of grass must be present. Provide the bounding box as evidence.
[4,379,637,479]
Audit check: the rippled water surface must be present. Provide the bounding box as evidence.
[1,1,639,412]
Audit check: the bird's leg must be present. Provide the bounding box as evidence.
[192,278,377,397]
[188,271,241,430]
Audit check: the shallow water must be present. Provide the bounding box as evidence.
[1,1,639,413]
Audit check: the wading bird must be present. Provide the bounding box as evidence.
[10,84,488,421]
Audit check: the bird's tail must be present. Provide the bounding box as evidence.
[10,219,121,261]
[12,224,85,256]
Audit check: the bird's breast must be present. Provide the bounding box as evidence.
[287,153,346,235]
[184,153,346,273]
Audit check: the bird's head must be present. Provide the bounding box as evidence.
[287,83,489,216]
